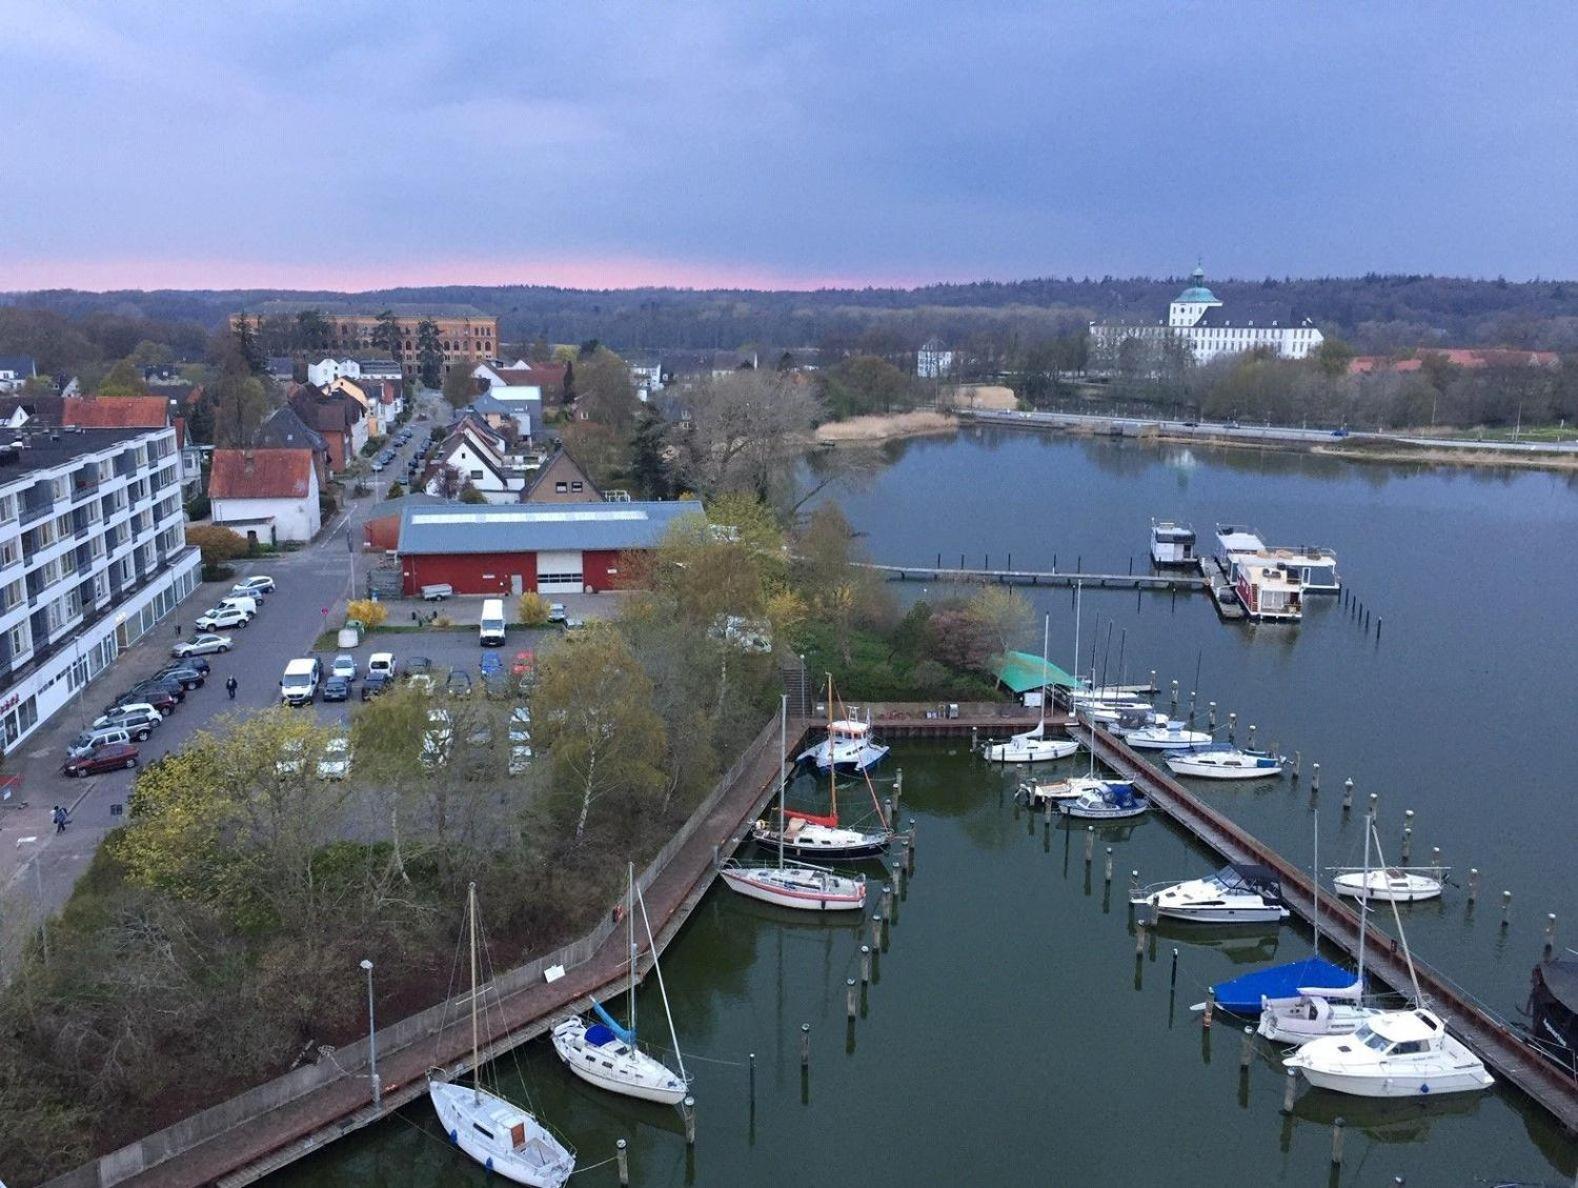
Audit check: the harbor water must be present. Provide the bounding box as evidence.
[272,429,1577,1185]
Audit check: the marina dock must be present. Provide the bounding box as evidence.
[1200,556,1249,620]
[1082,723,1578,1133]
[860,560,1205,593]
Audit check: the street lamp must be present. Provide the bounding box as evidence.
[360,958,380,1111]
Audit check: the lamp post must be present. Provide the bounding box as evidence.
[360,958,380,1111]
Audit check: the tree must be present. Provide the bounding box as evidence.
[385,480,405,498]
[416,320,444,388]
[441,359,475,409]
[296,309,332,354]
[231,317,267,375]
[628,409,672,500]
[96,357,150,396]
[184,524,247,568]
[528,338,552,363]
[821,354,917,418]
[534,626,667,842]
[346,598,388,630]
[518,592,550,626]
[668,369,819,504]
[459,486,487,504]
[210,370,271,448]
[966,586,1034,657]
[573,348,638,430]
[371,311,402,364]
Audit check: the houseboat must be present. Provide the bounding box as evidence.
[1149,520,1198,568]
[1259,545,1340,593]
[1233,560,1303,621]
[1214,524,1265,570]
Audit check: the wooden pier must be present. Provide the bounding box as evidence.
[1200,556,1248,621]
[1083,723,1578,1133]
[860,561,1205,593]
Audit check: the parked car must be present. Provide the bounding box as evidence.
[510,650,535,678]
[479,652,502,677]
[195,607,251,631]
[408,656,433,676]
[67,725,133,758]
[367,652,396,680]
[318,736,353,780]
[321,675,351,702]
[371,457,389,472]
[230,575,276,596]
[361,671,392,701]
[129,677,186,702]
[63,742,139,777]
[160,655,211,675]
[563,617,586,633]
[421,708,453,768]
[445,670,473,697]
[106,688,177,716]
[172,632,233,657]
[153,663,205,690]
[92,705,163,739]
[331,654,358,682]
[547,602,568,624]
[275,739,306,778]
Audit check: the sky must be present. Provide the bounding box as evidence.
[3,0,1577,292]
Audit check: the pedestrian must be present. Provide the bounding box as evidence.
[226,675,238,700]
[174,623,182,638]
[52,805,66,833]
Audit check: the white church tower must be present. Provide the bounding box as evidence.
[1168,264,1223,328]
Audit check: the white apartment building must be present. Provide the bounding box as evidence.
[0,425,200,751]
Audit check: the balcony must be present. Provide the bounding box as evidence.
[19,498,53,527]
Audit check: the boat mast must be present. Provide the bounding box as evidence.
[627,861,636,1038]
[777,693,787,869]
[1038,615,1049,732]
[1370,822,1423,1004]
[1072,582,1082,687]
[468,881,480,1104]
[826,672,838,823]
[1355,812,1372,990]
[635,880,687,1086]
[1311,809,1320,951]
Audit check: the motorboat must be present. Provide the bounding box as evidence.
[1058,781,1148,821]
[1166,745,1284,780]
[1120,715,1214,751]
[1333,868,1444,903]
[1526,955,1578,1077]
[796,713,889,773]
[430,884,575,1186]
[720,860,868,911]
[1133,863,1291,925]
[1018,774,1112,809]
[1284,1008,1494,1098]
[551,866,689,1105]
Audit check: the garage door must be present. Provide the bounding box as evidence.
[536,550,584,594]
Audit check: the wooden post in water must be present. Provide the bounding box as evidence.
[1282,1069,1297,1113]
[881,883,893,923]
[1209,701,1217,729]
[1170,680,1179,711]
[1501,890,1513,928]
[907,818,917,874]
[1129,869,1140,898]
[846,978,857,1020]
[861,945,872,984]
[1203,989,1215,1029]
[1170,948,1179,988]
[1467,868,1479,903]
[892,769,902,822]
[1430,847,1441,877]
[799,1024,811,1069]
[1247,724,1256,749]
[1135,921,1146,956]
[1291,750,1301,781]
[1240,1026,1254,1069]
[1104,847,1114,884]
[1084,826,1095,864]
[1228,712,1237,742]
[1330,1117,1345,1166]
[617,1139,630,1186]
[1369,790,1379,818]
[1312,763,1321,793]
[1402,809,1415,861]
[683,1096,696,1146]
[748,1052,756,1107]
[871,914,882,950]
[1546,913,1558,957]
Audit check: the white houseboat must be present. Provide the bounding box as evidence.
[1149,521,1198,568]
[1233,560,1303,622]
[1259,545,1340,593]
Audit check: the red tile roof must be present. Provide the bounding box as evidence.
[208,448,315,500]
[62,395,169,428]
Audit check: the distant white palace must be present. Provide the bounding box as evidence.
[1090,266,1323,366]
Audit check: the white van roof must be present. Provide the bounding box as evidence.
[283,657,318,675]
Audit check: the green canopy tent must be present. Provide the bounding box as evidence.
[993,650,1078,697]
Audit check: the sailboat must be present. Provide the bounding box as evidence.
[1259,815,1382,1044]
[551,864,690,1105]
[1119,715,1215,751]
[985,615,1079,763]
[1285,823,1494,1098]
[752,677,891,860]
[722,697,869,911]
[429,883,576,1187]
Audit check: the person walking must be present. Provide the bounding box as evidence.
[225,675,238,700]
[52,805,67,833]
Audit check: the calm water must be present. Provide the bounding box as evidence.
[273,430,1577,1185]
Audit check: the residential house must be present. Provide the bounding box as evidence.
[289,384,367,472]
[522,446,602,504]
[0,395,64,429]
[0,356,38,394]
[62,395,169,432]
[474,359,569,405]
[253,404,331,485]
[422,418,525,504]
[171,417,204,499]
[1348,348,1561,375]
[209,448,322,545]
[916,337,955,379]
[265,356,298,385]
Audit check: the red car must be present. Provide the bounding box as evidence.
[62,742,139,777]
[510,650,535,677]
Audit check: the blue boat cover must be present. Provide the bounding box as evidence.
[591,999,635,1045]
[1212,956,1352,1014]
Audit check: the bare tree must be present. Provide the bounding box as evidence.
[670,370,820,503]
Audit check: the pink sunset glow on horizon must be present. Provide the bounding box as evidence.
[0,253,976,295]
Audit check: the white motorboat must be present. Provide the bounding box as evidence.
[1018,774,1113,808]
[1166,745,1284,780]
[1133,863,1291,925]
[725,697,869,911]
[430,884,576,1186]
[552,866,689,1105]
[720,860,867,911]
[1333,867,1444,903]
[1058,781,1148,821]
[1284,1008,1494,1097]
[1260,815,1381,1044]
[796,712,889,773]
[1121,715,1214,751]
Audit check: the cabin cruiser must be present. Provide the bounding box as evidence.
[797,715,889,773]
[1166,744,1284,780]
[1058,781,1148,821]
[1120,715,1215,751]
[1284,1008,1494,1097]
[1333,868,1444,903]
[1133,863,1291,925]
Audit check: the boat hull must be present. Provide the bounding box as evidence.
[1150,903,1289,925]
[720,866,867,911]
[1166,757,1283,780]
[984,738,1079,763]
[750,827,889,860]
[429,1081,575,1187]
[1289,1063,1494,1098]
[1333,875,1442,903]
[550,1021,687,1106]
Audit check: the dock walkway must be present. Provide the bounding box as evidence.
[1084,724,1578,1133]
[858,561,1205,593]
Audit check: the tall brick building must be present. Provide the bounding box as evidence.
[232,303,499,381]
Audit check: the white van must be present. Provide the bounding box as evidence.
[479,598,506,646]
[219,594,259,618]
[279,657,322,705]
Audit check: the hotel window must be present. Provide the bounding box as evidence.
[0,539,16,568]
[52,476,70,501]
[9,623,29,656]
[0,494,15,523]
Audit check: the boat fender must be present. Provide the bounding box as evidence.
[487,1157,494,1170]
[449,1128,459,1145]
[1419,1083,1430,1094]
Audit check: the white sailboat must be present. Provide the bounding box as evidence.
[753,677,891,860]
[1166,745,1284,780]
[1132,863,1291,925]
[429,884,576,1187]
[1260,816,1381,1044]
[552,864,690,1105]
[722,697,868,912]
[1333,867,1444,903]
[985,615,1079,763]
[1285,823,1493,1098]
[1120,715,1215,751]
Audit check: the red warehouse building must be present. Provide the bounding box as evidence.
[395,500,704,595]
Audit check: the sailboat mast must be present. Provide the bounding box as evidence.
[635,882,687,1085]
[777,693,787,869]
[1371,822,1423,1003]
[468,881,480,1103]
[1073,582,1082,685]
[1311,810,1320,949]
[1038,615,1049,730]
[826,673,838,821]
[1356,813,1372,989]
[627,862,636,1037]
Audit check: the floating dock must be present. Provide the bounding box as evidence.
[1081,722,1578,1133]
[860,561,1205,593]
[1201,556,1249,620]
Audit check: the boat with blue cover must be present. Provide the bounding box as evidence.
[1057,780,1149,821]
[1212,954,1357,1014]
